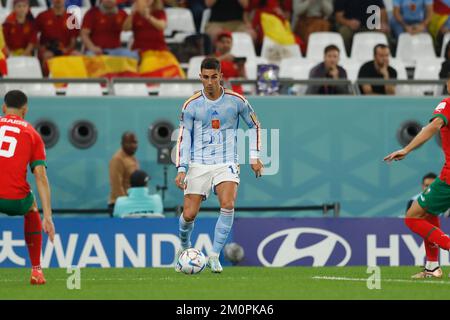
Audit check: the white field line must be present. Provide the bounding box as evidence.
[0,276,248,283]
[312,276,450,285]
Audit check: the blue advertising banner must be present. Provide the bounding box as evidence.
[233,218,450,267]
[0,217,220,268]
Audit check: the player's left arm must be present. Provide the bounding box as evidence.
[238,97,264,177]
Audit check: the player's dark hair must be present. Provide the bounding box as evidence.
[373,43,389,56]
[4,90,27,109]
[121,131,136,143]
[201,57,221,72]
[422,172,437,183]
[324,44,339,55]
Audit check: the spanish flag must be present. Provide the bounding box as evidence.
[139,50,185,78]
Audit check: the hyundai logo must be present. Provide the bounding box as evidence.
[257,228,351,267]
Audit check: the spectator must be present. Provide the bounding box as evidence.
[109,132,140,212]
[250,0,294,50]
[123,0,167,53]
[406,172,437,212]
[2,0,37,57]
[113,170,164,218]
[334,0,390,55]
[213,31,246,94]
[36,0,80,75]
[187,0,206,32]
[292,0,333,45]
[205,0,256,42]
[439,40,450,94]
[391,0,433,39]
[306,44,349,95]
[81,0,138,59]
[358,43,397,95]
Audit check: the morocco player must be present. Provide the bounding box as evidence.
[174,57,263,273]
[0,90,55,284]
[384,82,450,278]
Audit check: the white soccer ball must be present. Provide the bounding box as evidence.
[177,248,206,275]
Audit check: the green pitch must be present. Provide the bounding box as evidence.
[0,266,449,300]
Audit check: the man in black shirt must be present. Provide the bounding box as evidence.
[334,0,390,55]
[358,44,397,95]
[306,44,349,95]
[204,0,256,41]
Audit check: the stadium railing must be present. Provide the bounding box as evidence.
[47,203,341,217]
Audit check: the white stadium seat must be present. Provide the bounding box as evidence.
[187,56,205,79]
[261,36,302,63]
[350,32,390,62]
[65,83,103,96]
[412,58,444,96]
[231,32,256,58]
[441,32,450,57]
[388,58,410,96]
[245,57,269,80]
[1,83,56,96]
[396,33,436,67]
[279,57,316,94]
[158,83,202,97]
[165,8,196,43]
[200,8,211,33]
[113,83,149,96]
[307,32,348,61]
[6,57,43,78]
[340,59,363,82]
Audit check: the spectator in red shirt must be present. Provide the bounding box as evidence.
[214,31,246,94]
[81,0,138,59]
[2,0,37,57]
[36,0,80,75]
[123,0,167,53]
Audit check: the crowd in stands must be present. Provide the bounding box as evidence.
[2,0,450,95]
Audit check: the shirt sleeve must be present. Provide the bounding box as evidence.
[431,99,450,126]
[30,130,47,172]
[176,104,194,172]
[154,9,167,21]
[238,97,261,159]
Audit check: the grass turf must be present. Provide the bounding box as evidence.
[0,266,449,300]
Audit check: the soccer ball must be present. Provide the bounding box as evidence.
[224,242,245,265]
[177,248,206,275]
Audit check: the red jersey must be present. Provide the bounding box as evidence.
[432,97,450,183]
[131,10,167,52]
[2,13,38,51]
[82,7,128,49]
[0,115,46,200]
[36,9,79,49]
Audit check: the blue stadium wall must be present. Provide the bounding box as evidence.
[25,96,444,217]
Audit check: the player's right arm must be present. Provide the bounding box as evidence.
[384,117,444,162]
[175,103,194,190]
[33,165,55,242]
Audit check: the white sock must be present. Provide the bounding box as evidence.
[425,261,439,270]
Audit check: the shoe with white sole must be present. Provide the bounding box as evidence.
[208,256,223,273]
[411,267,442,279]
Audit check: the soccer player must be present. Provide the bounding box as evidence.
[174,57,263,273]
[0,90,55,284]
[384,79,450,278]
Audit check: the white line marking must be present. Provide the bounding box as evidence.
[312,276,450,285]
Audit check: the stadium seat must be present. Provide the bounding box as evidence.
[388,58,410,96]
[307,32,348,61]
[0,8,9,24]
[199,8,211,34]
[396,33,436,67]
[158,83,202,97]
[441,32,450,57]
[1,83,56,96]
[6,57,43,78]
[340,59,363,82]
[65,83,103,96]
[261,36,302,63]
[279,57,317,95]
[187,55,205,79]
[350,32,390,62]
[412,58,444,96]
[231,32,257,58]
[113,83,149,96]
[165,8,196,43]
